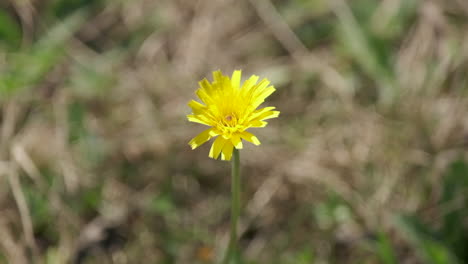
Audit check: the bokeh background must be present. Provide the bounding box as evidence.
[1,0,468,263]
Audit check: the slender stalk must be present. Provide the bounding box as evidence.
[223,149,241,264]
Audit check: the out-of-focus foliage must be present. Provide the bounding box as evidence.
[396,160,468,264]
[0,11,85,97]
[0,0,467,263]
[0,9,21,49]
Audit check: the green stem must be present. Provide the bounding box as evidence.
[223,149,241,264]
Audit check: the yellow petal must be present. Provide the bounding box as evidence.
[209,129,220,137]
[248,107,275,121]
[212,70,224,84]
[188,100,206,114]
[241,75,259,94]
[250,110,280,123]
[189,129,213,149]
[231,134,243,149]
[249,120,267,127]
[222,75,232,93]
[209,136,226,159]
[240,131,261,145]
[242,79,267,99]
[231,70,241,89]
[187,114,211,126]
[252,86,276,109]
[261,110,280,120]
[196,88,214,105]
[248,108,280,127]
[252,79,270,94]
[199,79,214,94]
[221,141,234,161]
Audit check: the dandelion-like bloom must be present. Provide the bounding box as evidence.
[187,70,280,161]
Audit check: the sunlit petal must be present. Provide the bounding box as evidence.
[221,141,234,160]
[231,134,243,149]
[189,129,213,149]
[209,136,227,159]
[240,131,261,146]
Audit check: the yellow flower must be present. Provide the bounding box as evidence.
[187,70,280,160]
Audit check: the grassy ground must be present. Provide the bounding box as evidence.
[1,0,468,263]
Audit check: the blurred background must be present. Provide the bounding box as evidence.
[1,0,468,263]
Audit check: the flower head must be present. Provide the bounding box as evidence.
[187,70,279,160]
